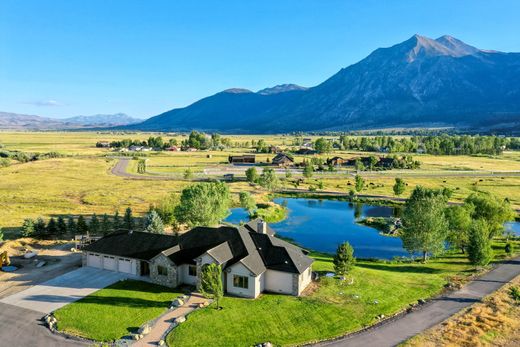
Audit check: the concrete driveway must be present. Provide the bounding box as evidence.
[0,267,135,314]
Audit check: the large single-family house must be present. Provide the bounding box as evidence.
[82,220,313,298]
[272,153,294,167]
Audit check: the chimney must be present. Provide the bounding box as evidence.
[257,220,267,234]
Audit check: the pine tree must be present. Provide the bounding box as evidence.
[57,216,67,236]
[47,217,58,236]
[76,215,89,235]
[355,175,365,192]
[0,226,4,242]
[333,242,356,275]
[22,218,35,237]
[67,216,76,236]
[123,207,134,231]
[112,210,121,232]
[34,217,47,237]
[89,214,100,235]
[144,211,165,234]
[200,263,223,309]
[101,214,111,235]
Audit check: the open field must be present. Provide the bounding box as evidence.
[1,131,519,233]
[404,274,520,347]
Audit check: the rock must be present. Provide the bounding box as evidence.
[339,276,346,281]
[373,300,379,305]
[175,316,186,324]
[352,294,360,300]
[202,301,209,307]
[158,340,165,346]
[138,324,151,335]
[264,343,273,347]
[171,298,184,307]
[380,314,385,319]
[131,334,140,341]
[24,252,37,259]
[36,261,46,268]
[418,299,426,305]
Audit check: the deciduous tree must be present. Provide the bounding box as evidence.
[467,219,493,266]
[393,178,406,196]
[200,263,223,309]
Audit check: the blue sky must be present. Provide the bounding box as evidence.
[1,0,519,119]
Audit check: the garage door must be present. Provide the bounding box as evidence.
[103,256,117,271]
[87,253,102,268]
[118,258,135,275]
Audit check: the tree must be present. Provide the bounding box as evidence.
[303,162,313,179]
[333,242,356,275]
[393,178,406,196]
[245,167,258,184]
[34,217,47,237]
[57,216,67,236]
[89,214,100,235]
[200,263,223,309]
[123,207,135,231]
[47,218,58,236]
[183,168,194,180]
[400,186,449,261]
[354,175,364,192]
[368,156,378,170]
[174,182,231,227]
[467,219,493,266]
[76,215,89,235]
[259,167,280,191]
[67,216,76,235]
[445,205,473,253]
[0,227,4,242]
[314,138,332,154]
[239,192,256,215]
[21,218,35,237]
[354,159,365,171]
[464,193,515,238]
[101,214,111,235]
[144,210,165,234]
[112,210,121,231]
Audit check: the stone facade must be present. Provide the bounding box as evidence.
[150,254,178,288]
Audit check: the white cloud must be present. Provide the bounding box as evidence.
[22,99,64,107]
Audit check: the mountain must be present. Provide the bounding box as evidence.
[129,34,520,133]
[0,112,139,130]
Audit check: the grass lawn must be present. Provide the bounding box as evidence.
[166,253,481,347]
[54,280,182,342]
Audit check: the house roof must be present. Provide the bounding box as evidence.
[272,153,294,164]
[84,221,312,275]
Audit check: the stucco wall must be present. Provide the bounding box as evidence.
[150,254,177,288]
[297,266,312,295]
[226,262,260,298]
[178,264,198,285]
[265,269,294,295]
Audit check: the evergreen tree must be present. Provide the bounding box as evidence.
[393,178,406,196]
[76,215,89,235]
[67,216,76,235]
[46,217,58,236]
[0,226,4,242]
[123,207,135,231]
[89,214,100,235]
[200,263,224,309]
[144,211,165,234]
[467,219,493,266]
[354,175,365,192]
[303,162,313,179]
[34,217,47,237]
[57,216,67,236]
[333,242,356,275]
[112,210,121,231]
[101,214,111,235]
[21,218,35,237]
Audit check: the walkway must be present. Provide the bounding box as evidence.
[133,293,209,347]
[313,256,520,347]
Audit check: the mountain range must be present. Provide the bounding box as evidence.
[128,34,520,133]
[0,112,140,130]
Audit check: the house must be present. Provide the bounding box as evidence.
[295,148,317,155]
[269,145,282,154]
[82,219,313,298]
[129,145,143,151]
[326,156,346,166]
[228,155,256,164]
[167,146,181,152]
[96,141,110,148]
[272,153,294,167]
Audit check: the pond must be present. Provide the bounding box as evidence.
[226,198,520,259]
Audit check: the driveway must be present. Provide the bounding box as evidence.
[0,266,134,314]
[313,256,520,347]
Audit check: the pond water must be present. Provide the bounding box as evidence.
[226,198,520,259]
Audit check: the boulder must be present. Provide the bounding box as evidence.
[158,340,165,346]
[418,299,426,305]
[171,298,184,307]
[174,316,186,324]
[24,252,37,259]
[373,300,379,305]
[138,324,151,335]
[131,334,140,341]
[36,261,46,268]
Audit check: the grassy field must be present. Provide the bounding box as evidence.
[168,246,519,347]
[54,280,183,341]
[1,131,519,234]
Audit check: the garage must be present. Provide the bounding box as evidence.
[118,258,136,275]
[103,256,117,271]
[86,253,102,268]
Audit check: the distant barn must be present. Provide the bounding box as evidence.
[272,153,294,167]
[228,155,256,164]
[326,156,346,166]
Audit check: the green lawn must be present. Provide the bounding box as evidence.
[54,280,182,341]
[167,253,479,347]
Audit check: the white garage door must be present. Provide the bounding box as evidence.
[118,258,135,275]
[103,256,117,271]
[87,253,102,268]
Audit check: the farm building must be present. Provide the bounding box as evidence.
[272,153,294,166]
[228,155,256,164]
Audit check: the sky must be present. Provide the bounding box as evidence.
[1,0,520,119]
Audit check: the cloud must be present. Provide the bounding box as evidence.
[22,99,64,107]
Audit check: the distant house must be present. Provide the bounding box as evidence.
[141,147,153,152]
[185,147,198,152]
[326,156,346,166]
[96,141,110,148]
[82,219,313,298]
[129,145,143,151]
[228,155,256,164]
[272,153,294,167]
[302,138,313,147]
[167,146,181,152]
[269,145,282,154]
[295,148,317,155]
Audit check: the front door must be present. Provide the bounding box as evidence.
[140,261,150,276]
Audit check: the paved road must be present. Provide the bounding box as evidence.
[313,256,520,347]
[0,267,133,313]
[0,302,88,347]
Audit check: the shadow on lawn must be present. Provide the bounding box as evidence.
[75,295,170,309]
[355,262,444,274]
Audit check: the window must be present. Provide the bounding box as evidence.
[157,265,168,276]
[233,275,249,289]
[188,265,197,277]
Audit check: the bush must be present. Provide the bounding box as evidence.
[509,286,520,303]
[505,242,514,255]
